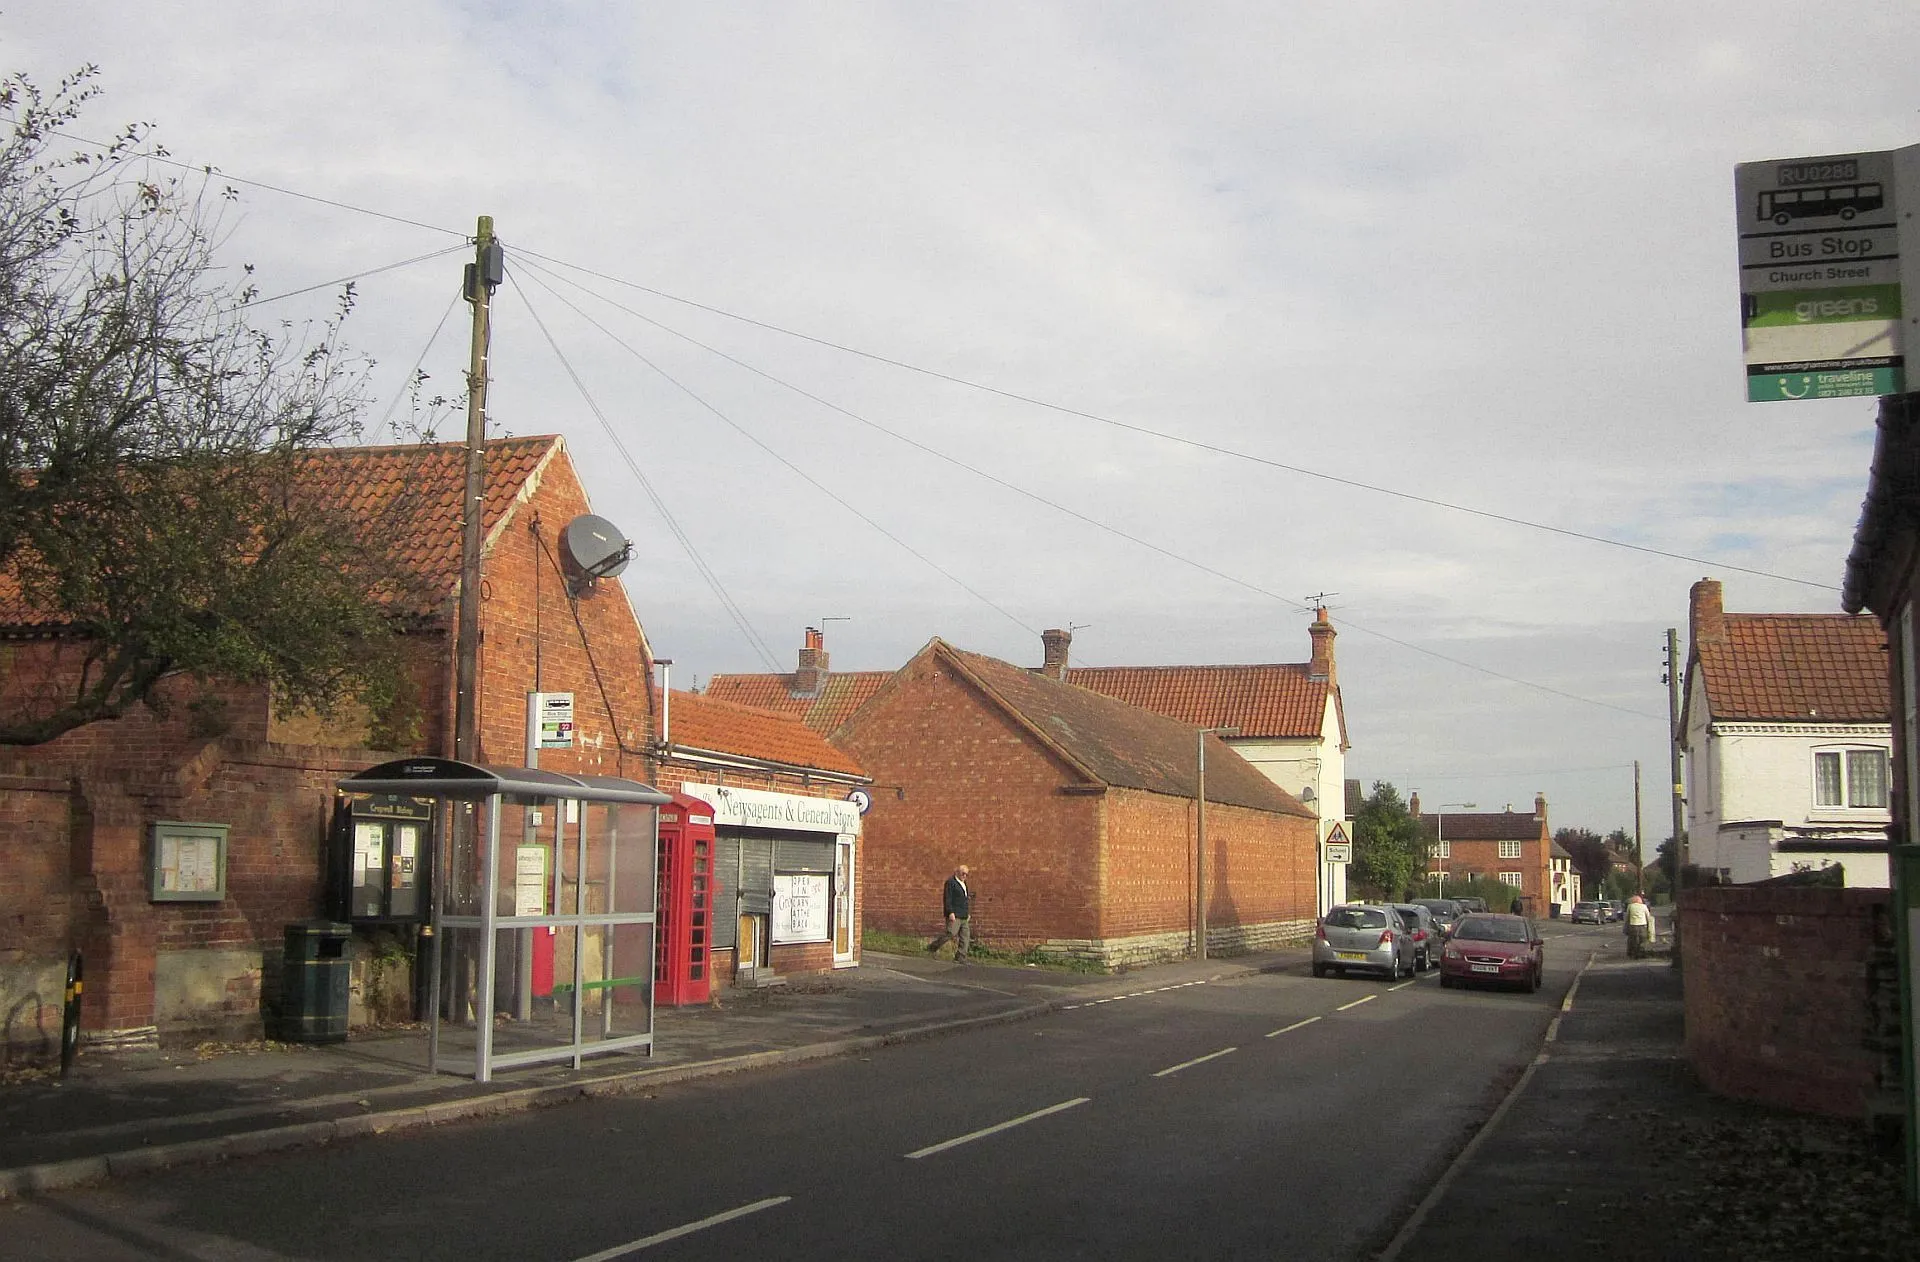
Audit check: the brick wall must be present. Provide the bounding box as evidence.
[838,652,1104,948]
[839,648,1317,967]
[0,770,77,1062]
[1681,885,1899,1119]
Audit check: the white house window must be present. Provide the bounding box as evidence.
[1498,839,1522,859]
[1434,840,1450,859]
[1813,748,1890,809]
[1499,871,1524,887]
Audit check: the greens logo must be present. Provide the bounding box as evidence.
[1795,296,1878,322]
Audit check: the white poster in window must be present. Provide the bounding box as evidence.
[772,873,830,943]
[515,844,550,917]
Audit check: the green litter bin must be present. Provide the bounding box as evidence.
[281,921,352,1043]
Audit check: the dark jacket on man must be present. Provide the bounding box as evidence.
[943,873,971,919]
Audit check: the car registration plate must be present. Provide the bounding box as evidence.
[1470,963,1501,974]
[1337,952,1367,961]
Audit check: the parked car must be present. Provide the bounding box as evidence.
[1391,903,1442,970]
[1313,903,1417,980]
[1571,900,1606,924]
[1455,896,1488,913]
[1439,913,1544,992]
[1411,898,1464,937]
[1606,899,1626,922]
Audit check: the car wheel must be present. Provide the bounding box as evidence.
[1312,962,1327,978]
[1531,966,1542,992]
[1440,973,1455,989]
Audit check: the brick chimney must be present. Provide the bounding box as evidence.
[1041,627,1072,680]
[1690,578,1725,647]
[1534,792,1548,823]
[795,626,829,695]
[1308,607,1336,683]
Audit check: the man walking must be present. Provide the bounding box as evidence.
[926,863,972,962]
[1624,893,1654,958]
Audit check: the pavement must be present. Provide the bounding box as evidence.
[0,920,1787,1260]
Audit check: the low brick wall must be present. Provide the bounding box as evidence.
[1680,885,1899,1119]
[1039,917,1316,971]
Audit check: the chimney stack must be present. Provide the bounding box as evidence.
[1689,577,1725,648]
[1041,627,1072,680]
[1534,792,1547,822]
[795,626,829,695]
[1308,607,1336,683]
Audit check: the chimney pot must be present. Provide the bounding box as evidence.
[795,627,830,695]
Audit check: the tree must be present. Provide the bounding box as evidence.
[1554,827,1615,895]
[0,67,408,744]
[1352,781,1426,901]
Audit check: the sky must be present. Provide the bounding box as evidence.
[10,3,1919,846]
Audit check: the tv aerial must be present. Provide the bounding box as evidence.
[559,514,632,596]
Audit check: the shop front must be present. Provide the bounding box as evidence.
[680,782,861,982]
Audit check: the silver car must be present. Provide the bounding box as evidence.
[1312,903,1417,980]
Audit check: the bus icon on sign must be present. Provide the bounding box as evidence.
[1757,182,1884,226]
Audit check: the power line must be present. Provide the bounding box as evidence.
[518,248,1838,594]
[517,256,1661,720]
[239,244,467,309]
[511,264,1043,644]
[502,272,785,672]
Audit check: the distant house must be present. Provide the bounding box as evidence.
[834,638,1320,968]
[1410,794,1562,909]
[705,626,890,733]
[1681,578,1891,887]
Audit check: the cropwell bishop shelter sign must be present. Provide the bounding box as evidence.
[1736,144,1920,402]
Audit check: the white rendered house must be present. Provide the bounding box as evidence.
[1681,579,1892,887]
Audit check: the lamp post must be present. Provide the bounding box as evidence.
[1434,802,1476,899]
[1196,726,1241,961]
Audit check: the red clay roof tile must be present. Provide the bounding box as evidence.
[664,689,865,777]
[1698,613,1888,723]
[1065,663,1330,739]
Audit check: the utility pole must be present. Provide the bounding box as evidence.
[1666,628,1687,890]
[454,216,503,763]
[1633,760,1644,893]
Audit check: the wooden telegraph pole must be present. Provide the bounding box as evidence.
[454,217,502,762]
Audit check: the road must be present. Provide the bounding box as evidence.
[7,922,1609,1261]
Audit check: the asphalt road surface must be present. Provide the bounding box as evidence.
[7,922,1607,1261]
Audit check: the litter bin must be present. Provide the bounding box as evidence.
[281,921,352,1044]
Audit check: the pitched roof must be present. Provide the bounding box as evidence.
[1697,613,1889,723]
[704,671,891,733]
[928,641,1312,817]
[664,689,865,777]
[1064,663,1332,740]
[0,434,563,627]
[1424,810,1543,842]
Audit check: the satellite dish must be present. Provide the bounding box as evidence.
[559,514,632,594]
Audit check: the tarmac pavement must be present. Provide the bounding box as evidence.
[0,946,1283,1199]
[3,920,1765,1262]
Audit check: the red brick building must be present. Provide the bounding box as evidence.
[836,639,1319,968]
[1410,794,1557,909]
[0,435,760,1054]
[651,688,869,982]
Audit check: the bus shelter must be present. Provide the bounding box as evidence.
[337,758,671,1082]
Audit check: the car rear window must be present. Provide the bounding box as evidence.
[1455,916,1528,942]
[1327,907,1388,930]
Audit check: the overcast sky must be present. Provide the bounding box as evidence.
[12,4,1919,843]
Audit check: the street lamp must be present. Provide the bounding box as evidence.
[1196,726,1241,961]
[1434,802,1476,898]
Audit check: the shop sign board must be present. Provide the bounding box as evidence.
[772,872,831,943]
[1735,145,1920,402]
[682,782,861,834]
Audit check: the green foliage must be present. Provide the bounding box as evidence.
[860,928,1105,974]
[1555,827,1615,893]
[1352,781,1426,901]
[0,67,411,745]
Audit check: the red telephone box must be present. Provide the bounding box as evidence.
[655,793,715,1005]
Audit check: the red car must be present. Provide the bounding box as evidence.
[1439,913,1543,992]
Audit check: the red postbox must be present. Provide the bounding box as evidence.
[654,793,715,1005]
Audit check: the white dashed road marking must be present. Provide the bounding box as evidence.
[1335,994,1377,1012]
[1152,1047,1238,1078]
[1265,1016,1321,1038]
[905,1098,1092,1159]
[571,1197,792,1260]
[1061,979,1209,1010]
